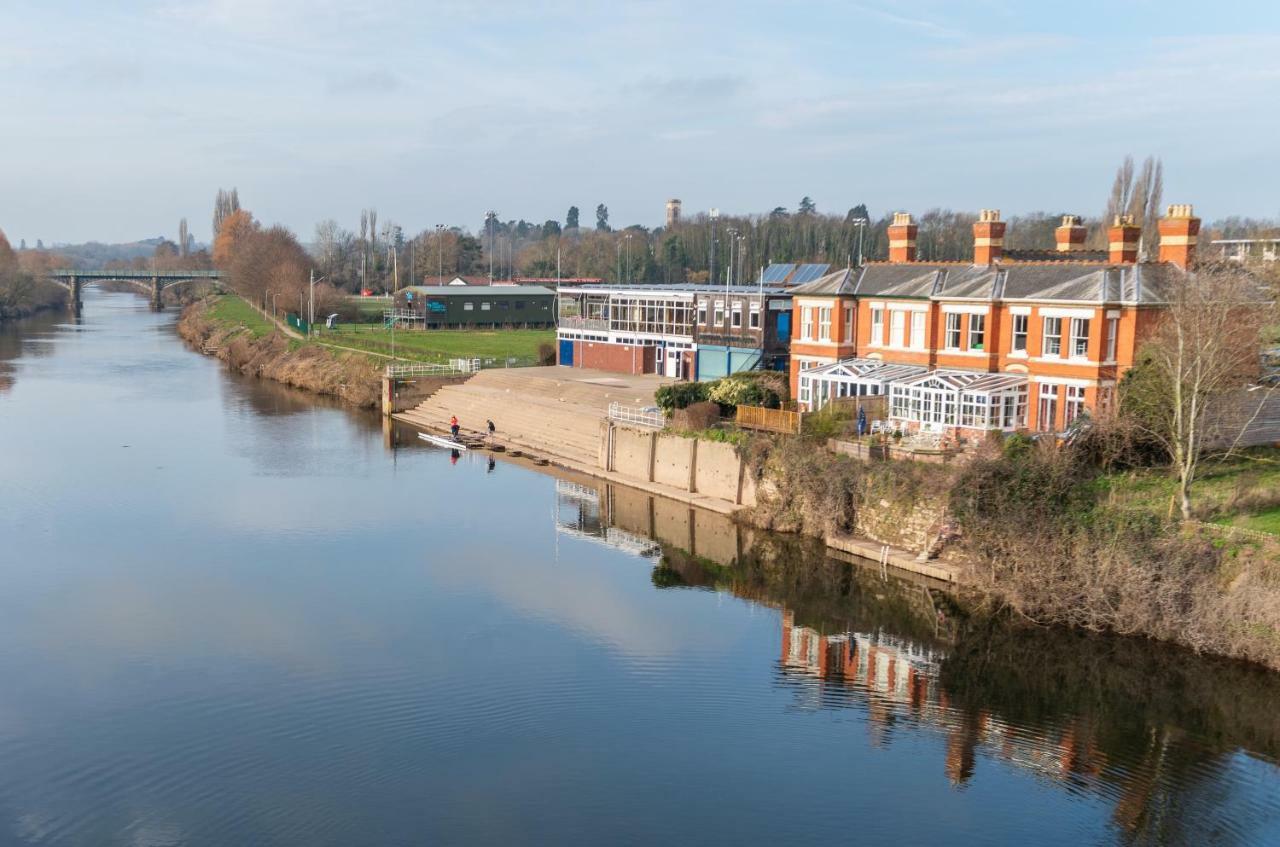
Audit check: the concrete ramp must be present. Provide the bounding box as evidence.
[394,366,670,467]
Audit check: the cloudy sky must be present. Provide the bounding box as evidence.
[3,0,1279,245]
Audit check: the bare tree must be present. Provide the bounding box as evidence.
[1122,263,1271,520]
[1105,156,1163,260]
[212,188,241,239]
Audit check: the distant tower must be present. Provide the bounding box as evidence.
[666,198,682,228]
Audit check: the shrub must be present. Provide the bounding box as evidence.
[537,341,556,366]
[655,381,710,412]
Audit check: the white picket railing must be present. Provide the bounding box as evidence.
[384,359,478,378]
[608,402,666,429]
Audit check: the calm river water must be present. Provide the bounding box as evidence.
[1,289,1278,846]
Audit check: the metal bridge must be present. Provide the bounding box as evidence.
[46,269,224,315]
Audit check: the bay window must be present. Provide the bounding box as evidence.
[1037,383,1058,431]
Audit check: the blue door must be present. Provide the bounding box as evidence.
[558,339,574,366]
[777,312,791,341]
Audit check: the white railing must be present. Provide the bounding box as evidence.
[608,402,666,429]
[384,360,477,378]
[559,315,610,331]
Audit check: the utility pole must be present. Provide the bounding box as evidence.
[486,211,496,283]
[308,269,314,337]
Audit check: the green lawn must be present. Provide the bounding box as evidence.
[317,324,554,364]
[206,294,276,338]
[1098,447,1280,532]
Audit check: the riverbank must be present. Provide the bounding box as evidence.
[178,296,382,407]
[742,432,1280,670]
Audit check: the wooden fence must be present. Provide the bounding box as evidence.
[736,404,802,434]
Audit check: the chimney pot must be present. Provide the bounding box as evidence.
[973,208,1006,265]
[1108,216,1141,264]
[1055,214,1087,253]
[1158,203,1200,269]
[888,212,917,263]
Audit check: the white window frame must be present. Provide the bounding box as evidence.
[1105,315,1118,362]
[1064,385,1086,425]
[945,313,962,350]
[463,302,474,311]
[800,306,813,341]
[481,302,492,311]
[1038,383,1058,432]
[697,302,707,325]
[749,302,761,329]
[731,302,743,329]
[843,305,854,341]
[1042,316,1062,357]
[968,313,985,351]
[870,307,884,346]
[1069,317,1090,360]
[714,300,726,328]
[910,311,925,350]
[818,307,832,341]
[1011,313,1028,353]
[890,310,906,348]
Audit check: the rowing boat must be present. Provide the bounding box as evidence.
[418,433,469,451]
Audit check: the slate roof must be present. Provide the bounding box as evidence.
[852,261,1188,305]
[789,268,857,296]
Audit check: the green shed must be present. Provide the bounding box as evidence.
[395,285,556,328]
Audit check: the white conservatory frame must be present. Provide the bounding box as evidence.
[798,358,928,411]
[888,370,1028,432]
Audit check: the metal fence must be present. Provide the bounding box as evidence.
[608,402,666,429]
[384,360,477,378]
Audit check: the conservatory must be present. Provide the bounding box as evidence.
[888,370,1029,432]
[798,359,929,411]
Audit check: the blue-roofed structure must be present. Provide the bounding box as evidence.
[761,263,795,284]
[788,263,831,285]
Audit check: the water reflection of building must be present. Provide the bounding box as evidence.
[779,611,1103,788]
[553,477,750,566]
[555,479,662,558]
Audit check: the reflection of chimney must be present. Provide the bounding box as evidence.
[888,212,917,263]
[781,610,793,665]
[1055,215,1087,253]
[665,198,682,229]
[1108,214,1141,264]
[1158,203,1200,269]
[972,209,1005,265]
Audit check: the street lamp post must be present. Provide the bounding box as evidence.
[851,216,869,267]
[725,226,738,375]
[485,212,497,283]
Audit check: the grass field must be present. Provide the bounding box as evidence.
[1099,447,1280,533]
[206,294,276,338]
[318,324,554,363]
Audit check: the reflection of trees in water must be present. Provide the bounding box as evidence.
[640,515,1279,845]
[0,310,65,395]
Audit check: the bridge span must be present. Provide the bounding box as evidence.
[47,269,224,315]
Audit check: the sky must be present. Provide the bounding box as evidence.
[2,0,1279,245]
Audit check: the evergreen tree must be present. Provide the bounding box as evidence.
[595,204,610,232]
[798,196,816,215]
[566,206,579,229]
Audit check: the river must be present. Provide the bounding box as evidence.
[1,288,1278,846]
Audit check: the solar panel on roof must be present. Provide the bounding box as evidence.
[788,263,832,284]
[761,263,795,283]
